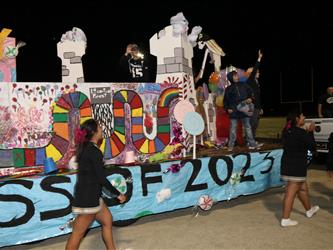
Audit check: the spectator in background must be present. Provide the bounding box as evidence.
[246,50,263,139]
[280,110,319,227]
[327,132,333,178]
[318,86,333,118]
[119,43,156,83]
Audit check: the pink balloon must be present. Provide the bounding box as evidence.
[174,100,195,124]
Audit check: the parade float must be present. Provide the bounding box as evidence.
[0,14,283,247]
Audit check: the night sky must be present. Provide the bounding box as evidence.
[2,2,333,116]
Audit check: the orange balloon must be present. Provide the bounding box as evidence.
[209,72,220,85]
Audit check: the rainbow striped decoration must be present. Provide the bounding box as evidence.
[104,88,179,157]
[12,87,179,166]
[47,92,92,162]
[13,92,92,167]
[158,87,179,107]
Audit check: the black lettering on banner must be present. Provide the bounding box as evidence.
[0,180,34,227]
[260,152,275,174]
[183,159,208,192]
[233,153,255,182]
[141,164,162,196]
[208,156,233,186]
[104,166,133,206]
[40,176,73,221]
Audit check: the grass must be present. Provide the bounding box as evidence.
[256,117,285,139]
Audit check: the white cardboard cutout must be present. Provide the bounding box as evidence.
[150,25,195,103]
[150,24,197,154]
[57,40,86,83]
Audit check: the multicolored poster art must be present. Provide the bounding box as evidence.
[0,81,182,172]
[0,29,17,82]
[0,150,284,247]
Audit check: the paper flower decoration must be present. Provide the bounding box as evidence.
[163,162,185,174]
[156,188,171,203]
[230,172,241,185]
[170,12,189,37]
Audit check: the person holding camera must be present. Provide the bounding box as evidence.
[119,43,155,83]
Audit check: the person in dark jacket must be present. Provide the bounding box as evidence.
[223,70,262,151]
[280,110,319,227]
[246,50,263,138]
[66,119,126,250]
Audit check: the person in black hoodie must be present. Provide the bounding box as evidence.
[66,119,126,250]
[246,50,263,139]
[223,70,262,151]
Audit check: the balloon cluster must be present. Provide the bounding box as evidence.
[207,67,250,108]
[208,71,225,107]
[208,72,220,93]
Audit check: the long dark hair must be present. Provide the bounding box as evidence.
[75,119,98,162]
[282,109,302,141]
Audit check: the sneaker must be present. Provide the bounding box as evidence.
[306,205,320,218]
[248,143,264,150]
[281,218,298,227]
[247,141,259,146]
